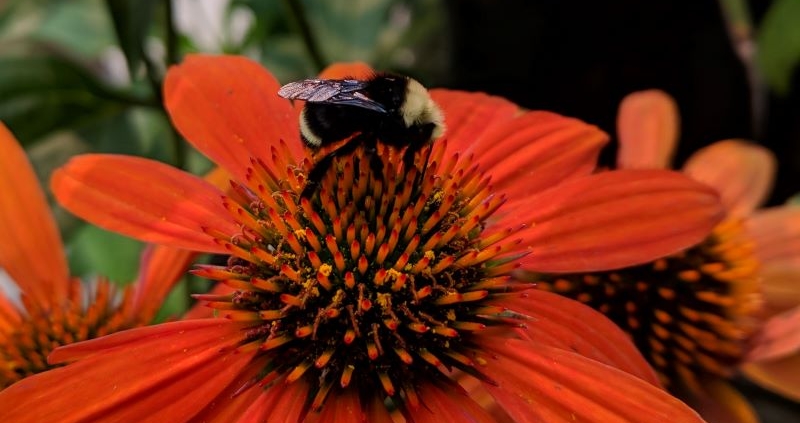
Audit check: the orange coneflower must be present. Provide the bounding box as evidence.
[0,55,724,422]
[534,89,800,423]
[0,124,195,389]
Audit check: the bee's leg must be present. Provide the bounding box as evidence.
[301,135,366,199]
[365,138,386,182]
[301,152,336,199]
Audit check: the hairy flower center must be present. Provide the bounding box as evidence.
[0,279,139,389]
[532,219,761,392]
[197,142,529,409]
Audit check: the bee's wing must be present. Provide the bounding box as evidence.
[278,79,387,113]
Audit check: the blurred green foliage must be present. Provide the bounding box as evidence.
[0,0,447,317]
[757,0,800,95]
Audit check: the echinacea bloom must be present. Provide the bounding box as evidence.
[533,89,800,423]
[0,123,195,389]
[0,55,725,422]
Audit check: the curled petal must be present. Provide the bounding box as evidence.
[495,290,660,385]
[164,54,303,181]
[683,140,776,218]
[616,89,680,169]
[0,320,253,423]
[0,123,68,306]
[477,111,608,200]
[51,154,237,254]
[481,339,705,423]
[511,169,723,272]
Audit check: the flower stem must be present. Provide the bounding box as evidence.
[282,0,327,72]
[717,0,767,139]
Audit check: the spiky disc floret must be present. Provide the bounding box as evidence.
[0,279,139,388]
[533,219,761,392]
[194,140,531,410]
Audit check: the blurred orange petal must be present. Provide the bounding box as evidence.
[1,320,253,422]
[747,206,800,266]
[760,266,800,316]
[495,290,660,385]
[318,62,375,80]
[474,111,607,200]
[0,292,21,332]
[682,379,759,423]
[164,54,303,182]
[513,169,723,272]
[747,306,800,362]
[129,244,197,321]
[616,89,679,170]
[683,140,776,218]
[51,154,237,254]
[430,89,518,156]
[741,354,800,402]
[0,123,69,306]
[482,340,704,423]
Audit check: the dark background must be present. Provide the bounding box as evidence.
[446,0,799,206]
[446,1,799,422]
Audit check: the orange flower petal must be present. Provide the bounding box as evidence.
[747,306,800,362]
[430,89,518,156]
[0,123,69,306]
[481,340,704,423]
[683,140,776,218]
[760,266,800,316]
[741,354,800,402]
[747,206,800,266]
[407,383,496,423]
[494,290,660,385]
[191,359,266,422]
[616,89,679,170]
[164,54,303,182]
[130,244,197,321]
[0,319,254,423]
[258,378,308,423]
[0,291,21,333]
[318,62,375,80]
[511,169,723,272]
[409,383,496,423]
[681,379,759,423]
[477,111,608,199]
[51,154,237,254]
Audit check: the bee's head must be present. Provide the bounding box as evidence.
[400,78,445,140]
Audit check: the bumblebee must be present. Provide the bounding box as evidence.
[278,73,444,197]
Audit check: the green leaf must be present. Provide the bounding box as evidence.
[68,224,144,284]
[0,55,118,142]
[33,0,116,58]
[757,0,800,95]
[0,53,156,144]
[105,0,159,76]
[75,106,173,160]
